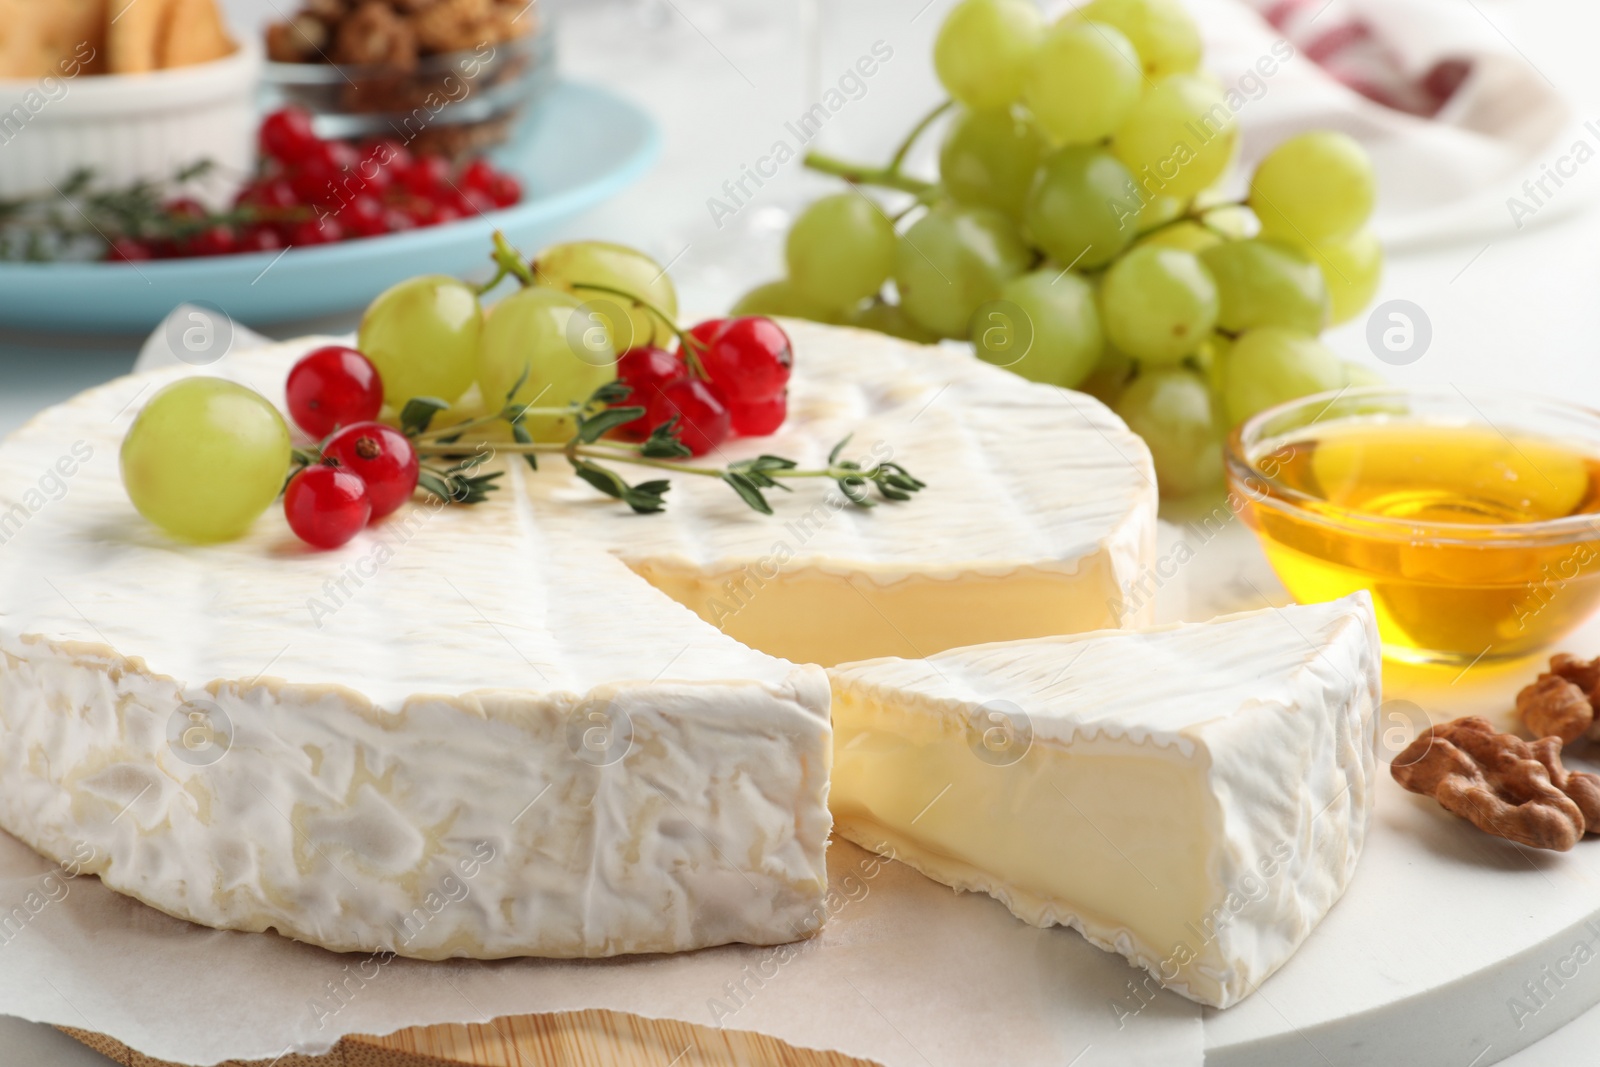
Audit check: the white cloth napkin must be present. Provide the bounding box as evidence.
[1188,0,1579,247]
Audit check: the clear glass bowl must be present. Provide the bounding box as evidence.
[262,24,555,157]
[1224,386,1600,665]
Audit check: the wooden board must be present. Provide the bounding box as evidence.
[62,1012,878,1067]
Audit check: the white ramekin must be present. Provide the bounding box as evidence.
[0,40,261,203]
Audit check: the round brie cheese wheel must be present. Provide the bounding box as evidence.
[0,320,1154,958]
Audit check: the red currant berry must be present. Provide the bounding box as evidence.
[287,346,384,439]
[238,225,285,253]
[615,346,687,439]
[460,158,497,194]
[339,195,387,238]
[381,207,416,234]
[106,238,152,262]
[288,214,345,246]
[400,155,451,197]
[323,422,419,520]
[285,465,371,549]
[166,197,208,223]
[487,172,522,208]
[646,378,732,457]
[260,107,319,166]
[189,225,238,257]
[701,316,793,403]
[730,391,788,437]
[684,318,727,357]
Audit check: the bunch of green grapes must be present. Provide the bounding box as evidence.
[735,0,1384,500]
[358,241,678,441]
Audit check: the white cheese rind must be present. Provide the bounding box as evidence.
[828,594,1381,1007]
[0,321,1155,958]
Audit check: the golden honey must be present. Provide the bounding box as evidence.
[1232,420,1600,664]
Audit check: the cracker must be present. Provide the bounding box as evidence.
[107,0,175,74]
[0,0,107,78]
[158,0,235,69]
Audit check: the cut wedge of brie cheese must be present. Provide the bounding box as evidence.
[829,594,1381,1008]
[0,320,1156,959]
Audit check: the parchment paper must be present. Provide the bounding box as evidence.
[0,832,1202,1066]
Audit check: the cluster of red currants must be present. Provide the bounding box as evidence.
[283,346,420,550]
[617,316,793,456]
[107,107,523,262]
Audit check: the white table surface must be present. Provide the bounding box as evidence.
[5,0,1600,1063]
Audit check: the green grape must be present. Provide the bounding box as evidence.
[480,287,616,442]
[1136,220,1222,253]
[1199,238,1328,334]
[1295,227,1382,324]
[1342,360,1386,388]
[1137,195,1187,232]
[1023,21,1142,145]
[974,270,1103,388]
[121,378,291,544]
[358,275,483,408]
[1112,74,1238,200]
[934,0,1045,109]
[1098,245,1218,364]
[1222,326,1343,426]
[730,279,849,323]
[939,108,1046,221]
[851,300,940,344]
[1025,146,1141,269]
[1197,332,1230,398]
[894,203,1031,339]
[786,194,897,311]
[1249,132,1375,244]
[1078,0,1201,79]
[532,241,679,350]
[1079,345,1136,407]
[1115,368,1224,498]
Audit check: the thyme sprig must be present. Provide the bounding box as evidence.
[400,380,926,516]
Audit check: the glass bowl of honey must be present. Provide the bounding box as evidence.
[1225,387,1600,665]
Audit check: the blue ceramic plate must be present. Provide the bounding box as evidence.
[0,82,659,334]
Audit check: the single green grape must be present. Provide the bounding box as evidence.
[1199,238,1329,334]
[1250,132,1376,244]
[934,0,1045,109]
[532,241,680,350]
[1136,220,1222,253]
[1197,332,1231,399]
[974,269,1104,388]
[1023,20,1142,145]
[894,203,1031,339]
[1079,345,1136,407]
[358,275,483,408]
[1137,195,1187,233]
[1112,74,1238,200]
[1078,0,1201,79]
[1025,146,1141,269]
[851,300,940,344]
[1295,227,1382,324]
[939,108,1047,221]
[1115,368,1224,498]
[1222,326,1343,426]
[785,194,896,312]
[480,287,616,442]
[121,378,291,544]
[730,279,849,323]
[1099,245,1218,364]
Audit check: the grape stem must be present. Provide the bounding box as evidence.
[558,280,710,380]
[1135,200,1248,243]
[802,99,951,197]
[481,231,537,292]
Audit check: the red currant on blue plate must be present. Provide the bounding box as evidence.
[322,422,420,519]
[646,378,732,456]
[284,465,371,549]
[286,346,384,439]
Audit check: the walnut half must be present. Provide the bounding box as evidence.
[1392,717,1600,851]
[1518,653,1600,744]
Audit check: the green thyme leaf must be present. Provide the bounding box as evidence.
[400,397,451,436]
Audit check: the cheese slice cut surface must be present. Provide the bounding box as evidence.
[828,594,1381,1008]
[0,320,1156,959]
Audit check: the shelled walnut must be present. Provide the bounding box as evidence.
[265,0,534,63]
[1392,717,1600,851]
[1517,652,1600,745]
